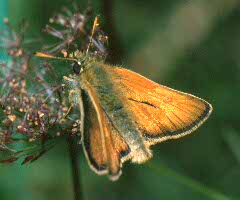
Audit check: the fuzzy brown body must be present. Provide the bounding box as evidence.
[69,59,212,181]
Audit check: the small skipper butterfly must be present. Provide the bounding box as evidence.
[35,17,212,181]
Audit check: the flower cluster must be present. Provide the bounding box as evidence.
[42,4,108,58]
[0,5,101,164]
[0,2,108,164]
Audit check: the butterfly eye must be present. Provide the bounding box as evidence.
[72,62,81,75]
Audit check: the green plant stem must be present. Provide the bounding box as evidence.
[68,137,82,200]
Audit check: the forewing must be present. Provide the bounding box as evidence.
[83,91,107,174]
[82,86,130,180]
[110,68,212,145]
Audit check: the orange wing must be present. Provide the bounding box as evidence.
[82,82,130,180]
[109,67,212,145]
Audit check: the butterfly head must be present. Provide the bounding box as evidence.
[70,50,100,75]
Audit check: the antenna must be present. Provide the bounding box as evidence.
[34,52,80,65]
[86,16,99,54]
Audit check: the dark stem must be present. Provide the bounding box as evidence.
[68,137,83,200]
[101,0,125,64]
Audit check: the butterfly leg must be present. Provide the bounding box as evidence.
[63,76,82,108]
[63,76,84,143]
[63,90,75,118]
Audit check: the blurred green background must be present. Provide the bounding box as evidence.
[1,0,240,199]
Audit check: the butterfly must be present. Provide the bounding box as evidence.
[34,16,212,181]
[35,50,212,181]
